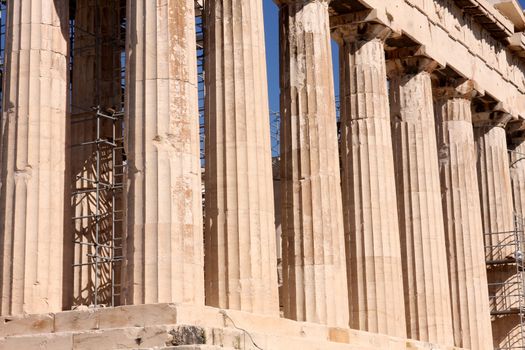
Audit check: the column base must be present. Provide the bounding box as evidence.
[0,303,466,349]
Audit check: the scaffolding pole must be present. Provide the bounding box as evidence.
[69,0,126,308]
[485,149,525,350]
[0,1,7,107]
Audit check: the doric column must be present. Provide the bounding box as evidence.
[434,81,493,350]
[276,0,349,327]
[0,0,69,315]
[473,107,518,350]
[387,57,453,345]
[204,0,279,315]
[474,109,515,258]
[335,23,406,337]
[123,0,204,305]
[509,121,525,222]
[506,122,525,350]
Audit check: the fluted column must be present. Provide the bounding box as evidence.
[473,109,518,350]
[509,122,525,222]
[474,111,515,258]
[276,0,349,327]
[434,82,493,350]
[123,0,204,305]
[506,127,525,350]
[387,58,453,345]
[335,24,406,337]
[0,0,69,315]
[204,0,279,315]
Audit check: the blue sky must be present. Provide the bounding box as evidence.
[263,0,525,113]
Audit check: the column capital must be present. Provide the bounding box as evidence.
[433,79,482,101]
[332,20,391,44]
[472,102,516,128]
[507,118,525,144]
[386,55,440,78]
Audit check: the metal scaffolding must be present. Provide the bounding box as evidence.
[196,0,205,163]
[0,1,6,107]
[69,0,126,308]
[485,150,525,350]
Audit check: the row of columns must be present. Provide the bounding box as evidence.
[0,0,522,349]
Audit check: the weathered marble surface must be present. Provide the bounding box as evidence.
[0,0,69,316]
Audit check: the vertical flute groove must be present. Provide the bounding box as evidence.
[339,34,406,337]
[389,70,453,345]
[124,0,204,305]
[435,94,493,350]
[474,120,517,350]
[278,0,349,327]
[204,0,279,315]
[0,0,69,315]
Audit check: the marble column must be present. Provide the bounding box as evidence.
[277,0,349,327]
[335,24,406,337]
[0,0,69,315]
[387,58,453,345]
[434,82,493,350]
[123,0,204,305]
[473,109,518,350]
[204,0,279,315]
[506,125,525,350]
[509,123,525,222]
[474,111,515,259]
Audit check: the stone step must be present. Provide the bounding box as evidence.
[0,304,459,350]
[0,324,378,350]
[161,346,237,350]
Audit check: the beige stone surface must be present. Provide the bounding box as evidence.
[510,136,525,221]
[336,24,406,338]
[1,0,524,347]
[0,313,54,337]
[489,0,525,31]
[474,113,515,259]
[388,62,453,345]
[204,0,279,315]
[354,0,525,115]
[0,333,73,350]
[0,0,69,316]
[277,0,349,327]
[0,303,466,350]
[434,83,493,350]
[123,0,204,305]
[473,111,519,350]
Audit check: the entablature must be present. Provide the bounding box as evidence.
[329,0,525,123]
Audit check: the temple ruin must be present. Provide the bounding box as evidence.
[1,0,525,349]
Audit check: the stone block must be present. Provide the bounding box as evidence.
[73,326,172,350]
[346,329,406,350]
[54,308,99,332]
[405,338,457,349]
[54,303,180,333]
[218,308,329,341]
[175,304,224,328]
[97,304,178,329]
[0,313,54,337]
[0,333,73,350]
[329,328,350,343]
[163,347,235,350]
[207,327,244,349]
[167,325,206,346]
